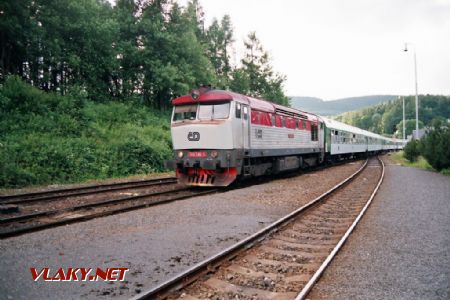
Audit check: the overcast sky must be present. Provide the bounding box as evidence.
[172,0,450,100]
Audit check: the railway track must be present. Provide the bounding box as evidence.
[0,176,178,204]
[133,156,384,300]
[0,185,219,239]
[0,158,363,239]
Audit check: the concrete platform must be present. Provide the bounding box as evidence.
[308,163,450,299]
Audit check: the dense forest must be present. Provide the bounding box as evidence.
[335,95,450,138]
[1,0,289,107]
[0,0,290,188]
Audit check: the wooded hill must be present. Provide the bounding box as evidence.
[335,95,450,138]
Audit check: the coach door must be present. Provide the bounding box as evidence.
[242,105,250,150]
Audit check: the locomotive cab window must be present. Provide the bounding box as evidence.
[173,105,197,122]
[198,102,230,120]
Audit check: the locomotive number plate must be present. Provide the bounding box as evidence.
[188,151,208,158]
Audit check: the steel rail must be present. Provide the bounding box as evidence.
[0,176,177,204]
[295,156,385,300]
[0,188,218,239]
[0,187,192,225]
[131,158,369,300]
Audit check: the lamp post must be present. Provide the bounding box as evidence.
[402,96,406,141]
[403,43,419,139]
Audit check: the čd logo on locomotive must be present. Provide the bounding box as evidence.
[187,132,200,141]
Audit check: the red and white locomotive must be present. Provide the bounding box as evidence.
[165,87,326,186]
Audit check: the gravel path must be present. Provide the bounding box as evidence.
[307,161,450,300]
[0,162,361,300]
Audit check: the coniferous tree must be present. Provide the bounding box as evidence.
[231,32,289,106]
[205,15,234,89]
[113,0,140,99]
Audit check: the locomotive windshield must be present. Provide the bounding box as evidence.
[172,102,230,122]
[198,103,230,120]
[173,105,197,121]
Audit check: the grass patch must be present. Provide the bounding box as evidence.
[440,169,450,177]
[390,151,434,171]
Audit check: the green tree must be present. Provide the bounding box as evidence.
[421,120,450,171]
[395,119,424,138]
[403,140,420,162]
[112,0,140,99]
[2,0,118,98]
[231,32,289,105]
[0,0,36,79]
[371,113,382,133]
[138,0,215,109]
[205,15,234,89]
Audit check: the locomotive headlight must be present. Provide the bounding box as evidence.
[177,151,184,158]
[191,90,200,100]
[211,150,218,158]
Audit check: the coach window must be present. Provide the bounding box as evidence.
[243,106,248,120]
[235,103,242,119]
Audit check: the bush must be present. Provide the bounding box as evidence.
[421,126,450,171]
[403,140,420,162]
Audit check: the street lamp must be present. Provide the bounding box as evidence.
[401,96,406,141]
[403,42,419,139]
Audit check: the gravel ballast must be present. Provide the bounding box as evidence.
[0,162,361,300]
[307,162,450,300]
